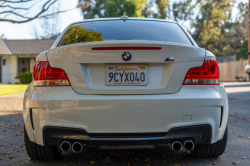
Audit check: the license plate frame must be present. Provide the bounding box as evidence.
[105,65,148,86]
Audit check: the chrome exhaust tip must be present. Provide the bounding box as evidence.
[183,140,194,151]
[60,141,71,152]
[171,141,183,152]
[72,142,83,153]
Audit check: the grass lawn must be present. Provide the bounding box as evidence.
[0,84,29,97]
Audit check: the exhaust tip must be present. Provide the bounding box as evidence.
[72,142,83,153]
[183,140,194,151]
[60,141,71,152]
[172,141,183,152]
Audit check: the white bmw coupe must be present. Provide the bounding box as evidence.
[23,17,228,160]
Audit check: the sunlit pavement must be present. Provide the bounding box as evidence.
[0,82,250,166]
[0,92,24,111]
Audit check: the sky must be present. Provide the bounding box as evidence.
[0,0,248,40]
[0,0,83,39]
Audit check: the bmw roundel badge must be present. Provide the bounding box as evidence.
[122,51,131,61]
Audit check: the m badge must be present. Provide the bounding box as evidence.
[165,57,174,62]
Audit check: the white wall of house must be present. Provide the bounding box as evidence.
[1,55,37,84]
[0,39,54,84]
[1,55,19,84]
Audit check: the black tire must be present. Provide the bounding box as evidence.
[191,126,227,158]
[24,125,61,160]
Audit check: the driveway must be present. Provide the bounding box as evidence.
[0,92,24,111]
[0,83,250,166]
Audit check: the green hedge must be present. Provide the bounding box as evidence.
[19,72,32,84]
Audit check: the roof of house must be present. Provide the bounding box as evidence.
[0,39,11,54]
[0,39,56,55]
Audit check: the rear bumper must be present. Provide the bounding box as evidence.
[23,85,228,146]
[43,125,211,146]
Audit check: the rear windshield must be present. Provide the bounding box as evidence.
[57,20,192,47]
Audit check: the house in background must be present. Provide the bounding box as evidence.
[0,39,55,84]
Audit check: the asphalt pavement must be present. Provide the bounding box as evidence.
[0,82,250,166]
[0,92,24,111]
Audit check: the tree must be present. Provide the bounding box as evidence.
[0,0,74,23]
[236,38,248,60]
[78,0,105,19]
[104,0,138,17]
[0,33,6,39]
[31,3,61,39]
[78,0,146,18]
[155,0,169,19]
[31,18,61,39]
[172,0,194,24]
[141,0,153,18]
[76,0,248,58]
[191,0,235,56]
[232,2,248,60]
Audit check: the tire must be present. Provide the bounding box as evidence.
[24,125,61,160]
[191,126,228,158]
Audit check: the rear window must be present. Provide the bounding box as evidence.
[57,20,192,47]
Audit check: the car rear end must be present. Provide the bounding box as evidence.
[23,18,228,159]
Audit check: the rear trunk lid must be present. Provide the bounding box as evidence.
[47,41,205,94]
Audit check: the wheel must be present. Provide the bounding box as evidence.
[24,125,61,160]
[191,126,228,158]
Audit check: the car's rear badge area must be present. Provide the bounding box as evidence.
[165,57,174,62]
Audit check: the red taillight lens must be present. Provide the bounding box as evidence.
[183,60,220,85]
[33,62,70,87]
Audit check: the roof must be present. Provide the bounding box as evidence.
[0,39,11,54]
[71,17,177,25]
[0,39,56,55]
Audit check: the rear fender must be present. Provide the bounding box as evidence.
[23,83,36,142]
[218,83,229,141]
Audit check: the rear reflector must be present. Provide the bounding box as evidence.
[183,60,219,85]
[92,47,162,50]
[33,62,70,87]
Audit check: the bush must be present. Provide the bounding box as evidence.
[19,72,32,84]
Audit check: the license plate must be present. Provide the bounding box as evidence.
[106,65,148,86]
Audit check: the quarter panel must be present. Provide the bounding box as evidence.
[205,50,216,60]
[36,51,48,61]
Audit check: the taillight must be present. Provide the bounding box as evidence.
[183,60,219,85]
[33,61,70,87]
